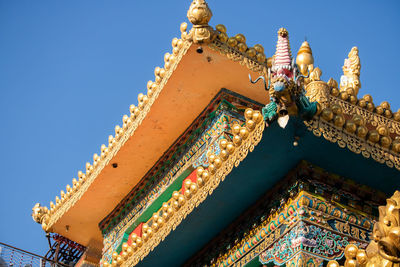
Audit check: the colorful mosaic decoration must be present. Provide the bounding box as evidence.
[100,93,262,265]
[185,161,385,267]
[259,222,361,265]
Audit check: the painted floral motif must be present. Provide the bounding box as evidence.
[260,222,358,265]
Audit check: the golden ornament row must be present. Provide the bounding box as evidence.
[36,33,193,232]
[101,109,265,267]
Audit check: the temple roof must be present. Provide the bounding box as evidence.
[32,0,400,259]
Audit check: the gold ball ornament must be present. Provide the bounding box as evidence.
[377,125,389,136]
[239,127,249,140]
[375,106,384,115]
[380,136,392,148]
[358,99,366,108]
[162,202,169,211]
[66,184,72,193]
[366,102,375,112]
[146,228,153,236]
[321,108,334,121]
[178,195,186,205]
[184,189,191,198]
[142,232,148,241]
[172,47,180,56]
[152,213,159,221]
[122,251,128,260]
[232,124,241,135]
[363,94,373,103]
[196,177,204,186]
[208,154,216,163]
[116,255,123,265]
[346,87,355,96]
[349,95,357,104]
[246,48,257,58]
[227,37,237,47]
[127,246,133,256]
[190,183,198,193]
[184,179,192,189]
[381,101,390,110]
[356,249,368,264]
[196,167,204,178]
[356,126,368,138]
[331,104,342,115]
[326,261,339,267]
[219,149,228,161]
[172,191,180,200]
[352,114,364,126]
[334,115,345,127]
[167,206,173,215]
[253,44,264,53]
[394,111,400,121]
[201,170,209,181]
[216,24,227,33]
[257,51,267,62]
[136,237,142,246]
[219,139,228,149]
[180,22,187,33]
[345,121,357,133]
[233,135,242,146]
[235,34,246,43]
[384,109,392,118]
[252,111,263,123]
[214,157,222,168]
[340,92,349,101]
[112,252,118,261]
[392,139,400,153]
[208,164,216,174]
[130,233,137,241]
[244,109,254,120]
[344,244,358,259]
[218,32,228,43]
[344,259,357,267]
[331,88,340,97]
[237,42,247,53]
[368,130,380,143]
[226,143,235,154]
[246,119,255,130]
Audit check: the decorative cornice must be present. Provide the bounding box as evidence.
[327,190,400,267]
[305,93,400,170]
[35,36,192,232]
[103,109,265,266]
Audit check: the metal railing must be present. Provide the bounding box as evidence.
[0,242,69,267]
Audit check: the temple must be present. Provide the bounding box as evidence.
[31,1,400,266]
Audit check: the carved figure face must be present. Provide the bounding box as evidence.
[187,0,212,25]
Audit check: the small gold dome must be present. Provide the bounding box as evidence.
[296,41,314,76]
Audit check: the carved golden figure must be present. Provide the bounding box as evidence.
[340,47,361,95]
[327,191,400,267]
[185,0,215,44]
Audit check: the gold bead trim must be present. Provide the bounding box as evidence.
[38,36,193,232]
[102,109,265,267]
[305,94,400,170]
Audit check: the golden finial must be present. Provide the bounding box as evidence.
[185,0,215,44]
[187,0,212,26]
[278,28,288,38]
[296,40,314,76]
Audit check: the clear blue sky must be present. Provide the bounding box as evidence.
[0,0,399,256]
